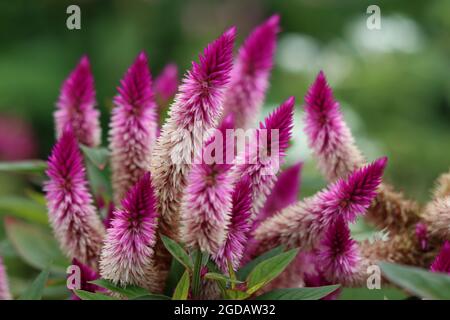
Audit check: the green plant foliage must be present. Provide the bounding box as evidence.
[160,235,193,271]
[0,160,47,174]
[19,267,50,300]
[0,196,48,225]
[236,245,285,280]
[74,290,117,300]
[255,285,341,300]
[90,279,149,299]
[172,270,190,300]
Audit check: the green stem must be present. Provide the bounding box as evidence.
[191,250,203,298]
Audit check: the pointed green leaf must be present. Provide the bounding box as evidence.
[19,268,50,300]
[164,257,185,296]
[172,270,190,300]
[0,196,48,225]
[0,160,47,174]
[74,290,117,300]
[255,285,340,300]
[246,248,298,295]
[89,279,149,299]
[80,145,109,170]
[133,294,172,300]
[237,245,285,280]
[204,272,243,284]
[160,235,193,271]
[380,262,450,299]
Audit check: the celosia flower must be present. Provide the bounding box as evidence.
[214,176,252,271]
[432,169,450,199]
[232,97,295,221]
[316,216,365,286]
[44,129,105,267]
[423,197,450,241]
[254,157,387,254]
[0,256,11,300]
[154,63,179,105]
[430,241,450,274]
[415,222,428,251]
[150,28,235,276]
[70,258,104,300]
[304,70,365,181]
[55,56,101,147]
[223,15,280,129]
[100,173,159,288]
[109,52,157,203]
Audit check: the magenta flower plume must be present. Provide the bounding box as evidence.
[55,56,101,147]
[70,258,104,300]
[100,173,158,288]
[415,222,428,251]
[214,176,253,272]
[430,241,450,274]
[181,161,234,255]
[254,157,387,254]
[0,256,11,300]
[304,71,365,181]
[232,97,295,221]
[109,52,157,203]
[150,27,235,247]
[223,15,280,129]
[154,63,179,104]
[44,129,105,267]
[316,217,364,285]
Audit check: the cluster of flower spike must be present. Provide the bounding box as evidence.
[2,15,449,301]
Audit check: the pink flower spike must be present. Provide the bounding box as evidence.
[109,52,157,203]
[100,173,159,287]
[44,129,105,268]
[0,256,11,300]
[430,241,450,274]
[70,258,104,300]
[55,56,101,147]
[214,176,253,272]
[317,217,362,285]
[154,63,179,103]
[223,15,280,129]
[304,71,365,181]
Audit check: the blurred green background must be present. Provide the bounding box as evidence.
[0,0,449,299]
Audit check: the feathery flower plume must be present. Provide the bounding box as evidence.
[304,71,419,231]
[316,217,367,286]
[100,173,159,289]
[150,28,235,276]
[109,52,157,203]
[55,56,101,147]
[430,241,450,274]
[214,176,252,272]
[415,222,428,251]
[233,97,295,221]
[0,256,11,300]
[254,157,387,254]
[70,258,104,300]
[422,196,450,240]
[154,63,179,105]
[223,15,280,129]
[432,169,450,199]
[44,129,105,267]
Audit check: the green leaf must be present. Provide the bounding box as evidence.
[19,268,50,300]
[74,290,117,300]
[172,270,190,300]
[0,196,48,225]
[237,245,285,280]
[204,272,243,284]
[255,285,340,300]
[85,161,112,202]
[4,217,69,274]
[80,145,109,170]
[224,289,250,300]
[160,235,193,271]
[191,250,203,298]
[25,189,47,206]
[246,248,298,295]
[380,262,450,299]
[164,257,185,296]
[0,160,47,174]
[339,287,408,300]
[90,279,149,299]
[133,294,172,300]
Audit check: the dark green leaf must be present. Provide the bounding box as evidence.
[204,272,242,284]
[237,245,285,280]
[164,257,185,296]
[80,145,109,170]
[74,290,117,300]
[90,279,149,299]
[225,289,250,300]
[380,262,450,299]
[160,235,193,271]
[246,248,298,294]
[339,287,408,300]
[255,285,340,300]
[191,249,203,298]
[172,270,190,300]
[0,196,48,225]
[133,294,172,300]
[4,217,69,274]
[19,268,50,300]
[0,160,47,174]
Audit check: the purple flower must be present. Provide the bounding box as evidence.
[70,258,104,300]
[44,129,105,267]
[0,256,11,300]
[304,71,364,181]
[214,176,252,271]
[154,63,179,104]
[55,56,101,147]
[430,241,450,274]
[100,173,159,287]
[223,15,280,129]
[109,52,157,202]
[254,157,387,254]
